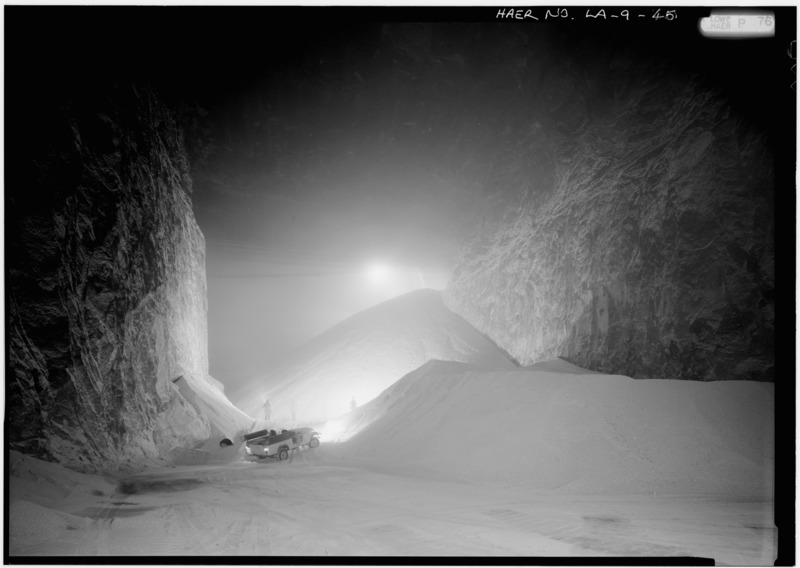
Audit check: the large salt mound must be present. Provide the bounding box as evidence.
[330,360,774,497]
[230,289,516,424]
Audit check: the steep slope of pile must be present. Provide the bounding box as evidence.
[443,37,775,382]
[333,359,774,496]
[167,373,255,465]
[231,289,516,424]
[6,74,222,471]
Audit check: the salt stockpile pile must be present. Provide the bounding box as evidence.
[231,289,517,424]
[8,371,256,553]
[7,359,775,561]
[166,374,256,465]
[331,359,774,497]
[8,451,120,554]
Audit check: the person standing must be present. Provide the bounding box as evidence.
[263,399,271,422]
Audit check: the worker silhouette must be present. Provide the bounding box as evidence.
[263,399,271,421]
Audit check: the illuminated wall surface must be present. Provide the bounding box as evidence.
[6,79,215,470]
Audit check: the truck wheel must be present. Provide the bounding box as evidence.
[278,448,289,461]
[309,438,320,448]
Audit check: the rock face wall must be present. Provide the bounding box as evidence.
[443,43,775,382]
[7,78,215,471]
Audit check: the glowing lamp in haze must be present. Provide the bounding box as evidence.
[322,418,345,441]
[365,262,393,284]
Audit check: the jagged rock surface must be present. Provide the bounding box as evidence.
[7,79,218,471]
[443,45,775,382]
[172,21,775,384]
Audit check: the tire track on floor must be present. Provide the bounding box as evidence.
[163,502,220,555]
[215,514,257,555]
[481,506,690,557]
[360,521,445,555]
[70,491,135,555]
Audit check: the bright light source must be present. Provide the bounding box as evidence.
[322,418,345,441]
[365,262,393,284]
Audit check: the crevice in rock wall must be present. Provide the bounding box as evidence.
[7,76,213,471]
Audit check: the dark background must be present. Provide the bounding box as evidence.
[5,4,794,388]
